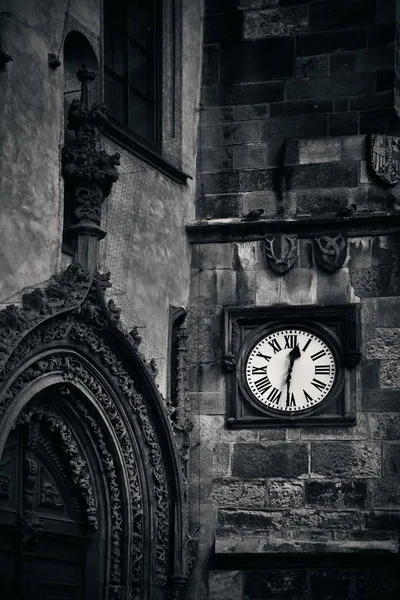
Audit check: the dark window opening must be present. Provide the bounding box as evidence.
[104,0,161,152]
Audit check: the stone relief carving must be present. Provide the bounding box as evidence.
[313,234,347,272]
[370,133,400,186]
[265,234,298,274]
[39,475,64,510]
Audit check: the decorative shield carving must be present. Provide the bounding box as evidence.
[265,234,298,274]
[314,234,347,272]
[370,133,400,185]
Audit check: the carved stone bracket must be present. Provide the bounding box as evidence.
[221,352,236,372]
[313,234,347,272]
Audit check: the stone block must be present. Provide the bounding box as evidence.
[349,267,395,298]
[202,82,285,106]
[190,392,225,415]
[355,46,395,72]
[328,112,359,136]
[213,443,231,477]
[202,171,239,194]
[212,479,268,508]
[310,570,351,600]
[384,443,400,476]
[360,360,380,390]
[376,297,400,327]
[366,328,400,360]
[284,139,299,166]
[255,271,281,305]
[316,269,352,304]
[202,106,236,123]
[286,74,374,101]
[209,570,242,600]
[359,107,396,134]
[279,268,318,305]
[243,5,308,39]
[267,139,285,167]
[363,510,400,530]
[296,188,347,215]
[296,55,330,78]
[305,480,368,509]
[350,91,393,112]
[243,190,278,215]
[380,361,400,389]
[367,23,396,48]
[309,0,376,31]
[330,52,356,75]
[192,243,233,270]
[300,413,369,441]
[347,238,372,268]
[220,38,294,84]
[370,479,400,509]
[205,0,237,14]
[362,390,400,412]
[193,269,256,305]
[341,135,367,161]
[287,162,358,190]
[311,442,381,478]
[205,12,243,43]
[232,241,264,271]
[244,569,308,599]
[263,114,327,140]
[286,509,360,530]
[189,363,226,394]
[352,567,400,600]
[238,0,279,8]
[296,29,366,57]
[186,306,224,363]
[232,443,309,478]
[201,147,233,172]
[298,138,341,165]
[239,168,278,191]
[202,122,262,147]
[233,144,268,169]
[334,97,349,112]
[201,415,259,443]
[371,236,400,267]
[376,0,396,23]
[218,508,285,533]
[236,103,270,120]
[258,429,287,441]
[268,480,304,508]
[199,193,245,219]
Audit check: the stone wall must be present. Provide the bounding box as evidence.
[187,1,400,598]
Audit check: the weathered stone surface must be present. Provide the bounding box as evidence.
[243,190,278,214]
[205,11,243,43]
[202,106,236,123]
[232,241,264,271]
[360,360,380,390]
[232,443,309,478]
[286,73,374,101]
[243,6,308,39]
[311,442,381,478]
[202,171,240,194]
[213,443,231,477]
[212,479,268,508]
[199,193,245,219]
[201,415,258,443]
[316,269,352,304]
[201,147,233,172]
[296,55,330,78]
[191,268,256,305]
[218,508,284,533]
[330,52,356,75]
[192,243,233,270]
[309,0,376,31]
[190,392,226,415]
[263,115,328,140]
[296,29,366,57]
[305,480,367,509]
[377,297,400,327]
[300,413,369,441]
[356,46,395,72]
[366,328,400,360]
[350,91,393,111]
[362,390,400,412]
[379,361,400,390]
[298,138,341,165]
[186,306,224,363]
[202,81,284,106]
[280,268,318,305]
[328,112,359,136]
[352,568,400,600]
[202,122,262,146]
[268,480,304,508]
[209,570,242,600]
[287,162,358,190]
[236,103,270,120]
[363,510,400,531]
[383,443,400,477]
[233,144,269,169]
[350,267,397,298]
[286,509,360,530]
[348,238,372,269]
[370,480,400,509]
[296,188,347,215]
[244,568,308,599]
[310,570,351,600]
[238,0,279,8]
[239,168,278,191]
[341,135,367,161]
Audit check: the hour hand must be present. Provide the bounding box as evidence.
[289,344,301,360]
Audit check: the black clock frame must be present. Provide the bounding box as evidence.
[223,304,361,428]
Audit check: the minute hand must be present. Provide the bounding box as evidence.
[286,345,301,403]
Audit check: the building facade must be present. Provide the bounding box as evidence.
[0,0,399,598]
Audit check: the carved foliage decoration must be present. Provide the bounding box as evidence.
[0,263,190,596]
[313,234,347,272]
[265,234,298,274]
[370,133,400,185]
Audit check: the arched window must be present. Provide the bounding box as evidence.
[104,0,161,151]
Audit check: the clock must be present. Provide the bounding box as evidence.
[223,305,360,427]
[244,327,338,414]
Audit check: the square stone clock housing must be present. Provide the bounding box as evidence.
[223,304,361,428]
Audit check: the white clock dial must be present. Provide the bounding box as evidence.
[245,328,336,412]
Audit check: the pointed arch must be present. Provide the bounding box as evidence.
[0,264,190,599]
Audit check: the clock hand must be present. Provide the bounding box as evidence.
[286,345,301,406]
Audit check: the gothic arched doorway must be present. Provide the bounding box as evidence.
[0,265,191,600]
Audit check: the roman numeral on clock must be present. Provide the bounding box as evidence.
[286,392,296,407]
[268,338,282,354]
[303,389,314,402]
[252,365,268,375]
[302,338,312,352]
[267,387,281,404]
[254,375,272,395]
[256,351,271,362]
[311,378,327,392]
[284,334,298,349]
[315,365,330,375]
[311,350,326,362]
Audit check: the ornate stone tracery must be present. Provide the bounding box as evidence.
[0,264,191,599]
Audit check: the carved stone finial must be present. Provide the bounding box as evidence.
[62,66,120,271]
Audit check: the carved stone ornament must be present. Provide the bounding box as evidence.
[265,234,298,274]
[370,133,400,185]
[313,234,347,272]
[0,263,191,598]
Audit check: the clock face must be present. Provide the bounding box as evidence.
[244,328,337,413]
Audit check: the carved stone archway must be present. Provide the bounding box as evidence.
[0,264,190,600]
